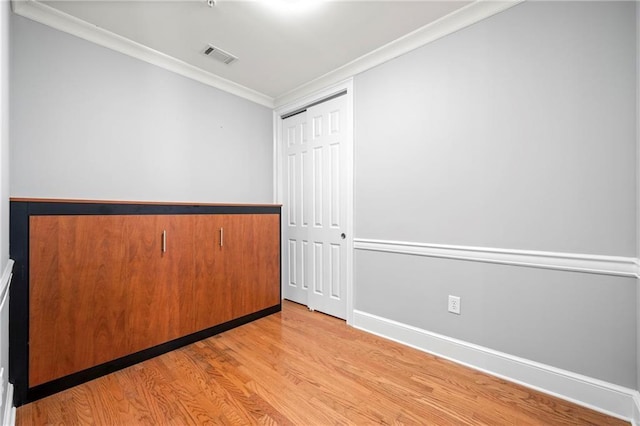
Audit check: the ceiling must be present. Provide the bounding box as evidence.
[35,0,473,103]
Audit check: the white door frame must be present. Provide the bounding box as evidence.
[273,78,354,325]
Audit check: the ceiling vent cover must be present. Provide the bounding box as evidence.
[202,44,238,65]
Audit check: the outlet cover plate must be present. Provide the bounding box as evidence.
[448,295,461,314]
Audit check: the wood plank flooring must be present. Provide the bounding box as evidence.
[17,301,628,425]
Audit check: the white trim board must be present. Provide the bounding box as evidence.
[354,238,638,279]
[633,392,640,426]
[0,260,13,306]
[353,309,636,422]
[0,261,14,426]
[2,382,14,426]
[10,0,274,108]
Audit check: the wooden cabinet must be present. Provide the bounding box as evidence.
[11,200,281,403]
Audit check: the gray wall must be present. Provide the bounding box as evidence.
[354,1,637,388]
[637,0,640,393]
[1,1,9,268]
[10,15,273,204]
[355,1,635,256]
[356,250,636,387]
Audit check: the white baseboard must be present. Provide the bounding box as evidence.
[2,382,14,426]
[632,392,640,426]
[352,309,635,422]
[0,261,14,426]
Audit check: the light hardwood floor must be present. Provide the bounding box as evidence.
[17,301,628,425]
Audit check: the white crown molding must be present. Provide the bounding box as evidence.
[353,309,636,422]
[354,238,638,278]
[11,0,521,110]
[274,0,523,108]
[10,0,275,108]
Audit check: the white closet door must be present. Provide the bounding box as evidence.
[282,111,309,306]
[282,95,348,319]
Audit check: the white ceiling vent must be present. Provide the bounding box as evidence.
[202,44,238,65]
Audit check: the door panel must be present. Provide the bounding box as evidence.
[192,215,232,331]
[29,215,129,387]
[226,214,280,319]
[125,215,194,354]
[194,214,280,327]
[282,112,309,305]
[306,96,348,318]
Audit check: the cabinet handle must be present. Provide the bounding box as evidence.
[220,227,224,247]
[162,230,167,253]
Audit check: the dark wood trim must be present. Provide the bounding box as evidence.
[9,201,29,407]
[17,201,280,216]
[10,197,282,207]
[9,200,282,406]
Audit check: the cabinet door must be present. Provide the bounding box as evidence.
[226,214,280,319]
[29,215,129,387]
[125,215,194,354]
[192,215,233,332]
[192,214,280,330]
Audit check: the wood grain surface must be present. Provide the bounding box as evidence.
[29,215,130,387]
[192,215,233,332]
[124,215,195,354]
[226,214,280,319]
[29,213,280,387]
[18,301,628,425]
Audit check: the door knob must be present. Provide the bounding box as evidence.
[340,233,346,239]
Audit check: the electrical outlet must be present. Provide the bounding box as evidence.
[448,295,461,315]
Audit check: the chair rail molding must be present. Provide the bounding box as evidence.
[354,238,638,278]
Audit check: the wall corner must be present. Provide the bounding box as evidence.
[636,0,640,395]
